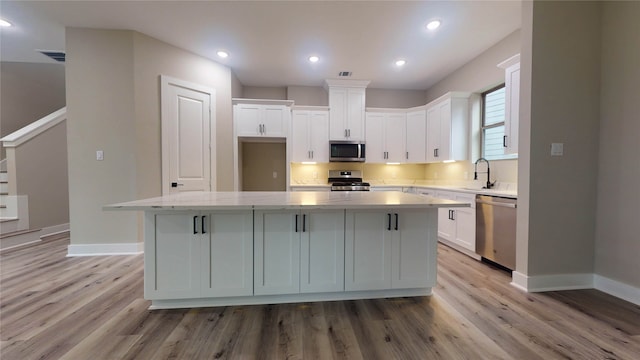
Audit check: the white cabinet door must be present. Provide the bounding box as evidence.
[254,210,301,295]
[292,110,329,162]
[453,206,476,252]
[425,93,469,163]
[234,103,262,136]
[308,111,330,162]
[344,210,392,291]
[201,211,254,297]
[392,209,437,289]
[435,191,476,253]
[436,192,456,241]
[365,112,406,163]
[262,105,288,136]
[426,106,441,162]
[504,62,520,154]
[291,110,311,162]
[405,110,426,163]
[365,112,385,163]
[145,213,202,300]
[329,87,365,141]
[300,210,345,293]
[385,113,406,162]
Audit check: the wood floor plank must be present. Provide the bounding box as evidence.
[2,237,640,359]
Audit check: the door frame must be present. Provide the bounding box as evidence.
[160,75,216,195]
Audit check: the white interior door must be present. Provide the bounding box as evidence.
[161,76,216,195]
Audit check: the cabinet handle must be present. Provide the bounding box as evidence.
[311,150,314,159]
[387,213,392,231]
[406,151,409,160]
[395,213,399,231]
[303,214,307,232]
[503,135,507,148]
[193,215,198,234]
[344,129,348,138]
[348,129,351,137]
[450,210,456,221]
[201,215,206,234]
[295,214,299,232]
[447,210,452,220]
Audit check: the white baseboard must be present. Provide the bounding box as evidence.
[511,271,640,306]
[594,275,640,306]
[67,242,143,256]
[510,271,593,292]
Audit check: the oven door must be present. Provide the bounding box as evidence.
[329,141,365,162]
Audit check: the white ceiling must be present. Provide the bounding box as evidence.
[0,1,521,90]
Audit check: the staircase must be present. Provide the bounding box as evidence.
[1,107,68,250]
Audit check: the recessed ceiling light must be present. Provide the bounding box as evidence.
[395,59,406,67]
[426,20,441,30]
[0,19,12,27]
[217,50,229,58]
[308,55,319,63]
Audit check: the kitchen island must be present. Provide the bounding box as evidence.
[106,191,467,309]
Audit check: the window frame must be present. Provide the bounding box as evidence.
[481,84,517,160]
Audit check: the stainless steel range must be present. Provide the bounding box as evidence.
[328,170,370,191]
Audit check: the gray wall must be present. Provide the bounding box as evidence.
[366,88,427,108]
[0,62,66,159]
[287,85,328,106]
[242,86,287,100]
[66,28,233,245]
[595,1,640,287]
[520,2,601,277]
[425,30,521,102]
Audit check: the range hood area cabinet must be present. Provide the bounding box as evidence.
[326,80,370,141]
[365,110,406,163]
[426,92,471,163]
[291,107,330,163]
[233,99,293,138]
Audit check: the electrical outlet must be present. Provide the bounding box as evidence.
[312,171,318,179]
[551,143,564,156]
[272,171,277,179]
[96,150,104,161]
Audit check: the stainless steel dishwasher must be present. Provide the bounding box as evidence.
[476,195,517,270]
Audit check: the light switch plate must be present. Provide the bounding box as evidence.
[551,143,564,156]
[96,150,104,161]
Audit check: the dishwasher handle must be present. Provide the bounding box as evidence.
[476,198,517,208]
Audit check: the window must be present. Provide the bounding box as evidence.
[481,85,514,160]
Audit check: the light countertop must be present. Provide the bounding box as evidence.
[289,183,518,199]
[105,191,469,211]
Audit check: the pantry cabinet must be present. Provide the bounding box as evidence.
[425,93,470,163]
[365,111,406,163]
[291,108,330,162]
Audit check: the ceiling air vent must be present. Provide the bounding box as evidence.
[338,71,352,77]
[38,50,66,62]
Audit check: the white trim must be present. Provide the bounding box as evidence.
[594,275,640,306]
[324,79,371,89]
[510,271,593,292]
[149,287,431,310]
[67,242,143,256]
[232,98,294,106]
[0,107,66,147]
[497,53,521,69]
[291,105,329,111]
[39,223,69,239]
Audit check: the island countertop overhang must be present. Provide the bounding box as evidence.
[104,191,470,211]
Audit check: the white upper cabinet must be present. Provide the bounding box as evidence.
[365,110,406,163]
[327,80,369,141]
[499,54,521,155]
[405,109,427,163]
[425,92,470,163]
[291,108,329,162]
[234,101,291,137]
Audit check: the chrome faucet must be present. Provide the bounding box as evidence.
[474,158,495,189]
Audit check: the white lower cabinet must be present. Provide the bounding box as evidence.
[254,209,345,295]
[436,191,476,252]
[144,211,253,300]
[345,209,436,291]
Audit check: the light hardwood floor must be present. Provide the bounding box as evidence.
[1,236,639,359]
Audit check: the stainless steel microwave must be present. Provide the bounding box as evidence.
[329,141,366,162]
